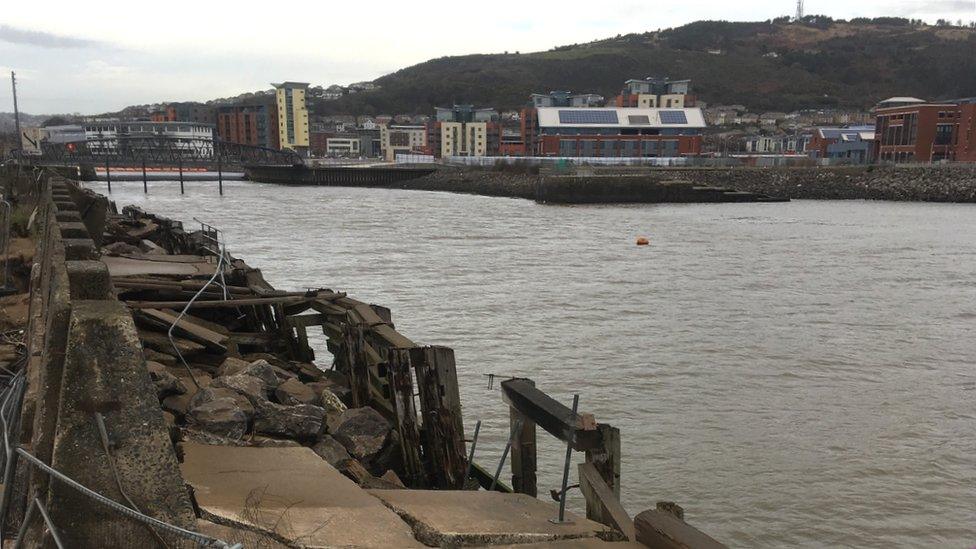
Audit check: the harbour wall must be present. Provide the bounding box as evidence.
[383,164,976,203]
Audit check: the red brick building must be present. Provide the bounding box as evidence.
[215,104,278,149]
[533,107,705,157]
[875,100,976,163]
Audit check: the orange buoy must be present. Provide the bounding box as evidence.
[636,236,650,246]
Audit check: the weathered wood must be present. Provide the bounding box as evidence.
[124,295,324,310]
[509,378,537,497]
[139,308,228,353]
[500,378,600,451]
[387,348,427,487]
[470,461,513,493]
[286,313,328,328]
[412,346,466,489]
[579,462,634,540]
[585,423,621,522]
[138,331,205,355]
[634,509,727,549]
[342,325,370,407]
[372,324,415,349]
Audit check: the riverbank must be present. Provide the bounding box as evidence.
[385,164,976,203]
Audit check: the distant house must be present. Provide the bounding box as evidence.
[807,125,875,163]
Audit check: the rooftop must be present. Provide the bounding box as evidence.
[536,107,706,129]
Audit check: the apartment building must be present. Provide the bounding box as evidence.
[379,124,427,161]
[874,98,976,163]
[215,104,279,149]
[273,82,310,153]
[428,105,500,158]
[616,77,695,109]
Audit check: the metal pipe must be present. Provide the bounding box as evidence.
[33,498,64,549]
[554,394,579,524]
[105,159,111,193]
[217,155,223,195]
[460,420,481,489]
[11,497,35,548]
[1,198,10,292]
[491,418,522,491]
[142,159,147,193]
[178,158,184,194]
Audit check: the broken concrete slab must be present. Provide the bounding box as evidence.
[368,489,611,547]
[492,540,647,549]
[102,254,220,277]
[181,443,422,548]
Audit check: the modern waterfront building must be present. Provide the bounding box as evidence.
[150,102,216,125]
[429,105,500,158]
[379,124,427,161]
[529,91,604,108]
[273,82,310,153]
[807,126,875,163]
[215,104,279,149]
[874,99,976,163]
[616,77,695,108]
[533,107,706,157]
[44,121,215,156]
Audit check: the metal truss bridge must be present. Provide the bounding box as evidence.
[13,136,303,169]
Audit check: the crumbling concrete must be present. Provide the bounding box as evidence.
[368,489,611,547]
[181,443,422,548]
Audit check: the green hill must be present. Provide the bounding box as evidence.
[314,17,976,115]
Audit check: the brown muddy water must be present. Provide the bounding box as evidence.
[85,179,976,548]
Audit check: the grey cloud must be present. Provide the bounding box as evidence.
[0,25,107,49]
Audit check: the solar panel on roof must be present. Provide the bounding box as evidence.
[659,111,688,125]
[558,110,619,125]
[628,115,650,125]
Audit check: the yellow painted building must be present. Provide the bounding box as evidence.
[637,94,686,108]
[440,122,488,157]
[272,82,310,152]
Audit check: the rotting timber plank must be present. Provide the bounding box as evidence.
[470,462,513,493]
[509,378,538,497]
[387,348,427,488]
[500,378,601,451]
[633,509,727,549]
[413,346,466,489]
[579,462,634,541]
[139,308,228,353]
[585,423,621,519]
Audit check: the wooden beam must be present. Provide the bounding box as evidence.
[579,462,634,541]
[138,308,228,353]
[509,378,537,497]
[387,348,427,488]
[412,346,466,489]
[124,295,322,310]
[585,423,621,521]
[500,378,601,451]
[470,462,513,493]
[633,510,727,549]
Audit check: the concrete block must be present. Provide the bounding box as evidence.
[48,300,196,546]
[181,443,422,548]
[368,489,611,547]
[62,238,96,261]
[65,260,112,300]
[58,222,88,239]
[53,201,77,212]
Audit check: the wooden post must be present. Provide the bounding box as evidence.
[343,325,369,408]
[386,348,426,487]
[412,346,466,489]
[217,154,223,195]
[584,423,621,522]
[509,378,537,497]
[104,159,112,193]
[142,159,148,193]
[178,158,184,194]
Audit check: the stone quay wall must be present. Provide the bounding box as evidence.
[389,164,976,203]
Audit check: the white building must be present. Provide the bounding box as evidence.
[44,121,215,156]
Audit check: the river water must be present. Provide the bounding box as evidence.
[84,179,976,548]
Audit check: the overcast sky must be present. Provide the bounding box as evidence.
[2,0,975,115]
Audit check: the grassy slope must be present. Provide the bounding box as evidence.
[315,20,976,115]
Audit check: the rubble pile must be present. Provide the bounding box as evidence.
[100,207,407,490]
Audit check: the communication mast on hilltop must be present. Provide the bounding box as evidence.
[795,0,805,21]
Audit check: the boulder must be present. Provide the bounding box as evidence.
[147,362,187,398]
[253,401,325,440]
[318,389,347,415]
[249,436,302,448]
[332,407,391,461]
[380,470,406,488]
[186,398,247,440]
[101,241,142,255]
[335,458,371,485]
[289,361,326,382]
[189,387,255,419]
[211,374,268,405]
[311,435,351,467]
[217,358,280,389]
[274,378,317,406]
[144,349,177,366]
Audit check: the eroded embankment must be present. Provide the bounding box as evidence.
[390,165,976,203]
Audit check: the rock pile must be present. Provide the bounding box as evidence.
[155,352,404,488]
